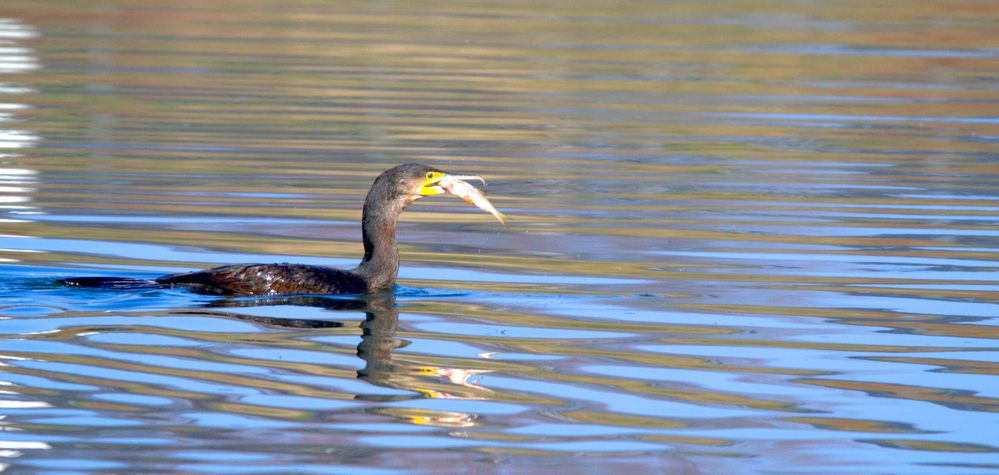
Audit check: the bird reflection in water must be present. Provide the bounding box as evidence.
[198,293,488,428]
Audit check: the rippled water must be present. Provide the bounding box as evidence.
[1,1,998,473]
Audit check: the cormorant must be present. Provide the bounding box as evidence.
[61,163,505,296]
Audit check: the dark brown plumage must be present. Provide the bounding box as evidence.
[62,163,473,296]
[154,263,368,296]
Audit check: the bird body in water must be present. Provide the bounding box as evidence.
[61,164,505,296]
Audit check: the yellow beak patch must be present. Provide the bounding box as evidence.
[419,171,446,196]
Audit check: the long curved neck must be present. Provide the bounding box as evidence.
[354,191,404,291]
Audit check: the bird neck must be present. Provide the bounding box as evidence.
[355,194,404,291]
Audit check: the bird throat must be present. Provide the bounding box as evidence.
[355,197,405,291]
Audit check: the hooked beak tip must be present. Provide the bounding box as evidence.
[440,175,486,186]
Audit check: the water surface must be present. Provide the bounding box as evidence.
[1,1,998,473]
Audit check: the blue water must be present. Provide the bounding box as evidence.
[2,1,999,473]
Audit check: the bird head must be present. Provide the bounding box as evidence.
[370,163,505,224]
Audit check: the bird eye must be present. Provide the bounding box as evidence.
[426,172,434,179]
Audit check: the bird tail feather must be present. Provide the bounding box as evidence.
[58,277,164,290]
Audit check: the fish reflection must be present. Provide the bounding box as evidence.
[201,293,487,427]
[357,296,491,403]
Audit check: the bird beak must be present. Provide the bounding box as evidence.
[440,175,487,186]
[418,172,506,225]
[420,173,485,196]
[419,172,446,196]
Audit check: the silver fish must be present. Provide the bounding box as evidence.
[437,175,507,225]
